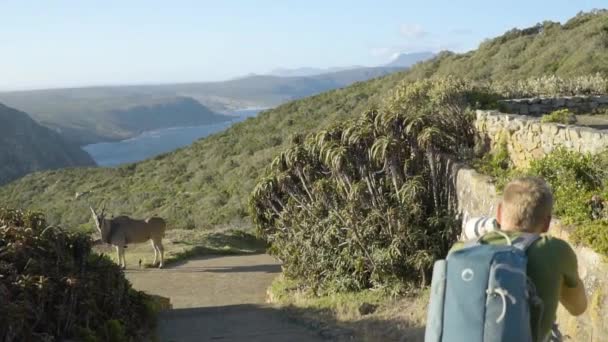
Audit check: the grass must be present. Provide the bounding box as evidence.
[541,109,577,124]
[268,275,428,341]
[93,227,267,268]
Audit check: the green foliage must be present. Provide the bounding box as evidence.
[250,78,493,293]
[491,74,608,98]
[405,10,608,83]
[0,71,410,231]
[571,221,608,255]
[0,208,155,341]
[473,137,512,188]
[526,148,603,224]
[103,320,127,342]
[2,10,608,234]
[540,109,577,124]
[478,146,608,255]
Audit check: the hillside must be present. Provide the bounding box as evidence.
[2,10,607,231]
[405,10,608,81]
[0,93,231,145]
[0,67,402,145]
[0,103,95,185]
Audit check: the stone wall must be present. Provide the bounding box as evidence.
[499,95,608,116]
[475,110,608,168]
[453,165,608,341]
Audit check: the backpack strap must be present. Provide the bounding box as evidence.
[464,230,513,248]
[511,233,541,252]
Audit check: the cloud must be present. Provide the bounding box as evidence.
[390,52,402,60]
[400,24,428,39]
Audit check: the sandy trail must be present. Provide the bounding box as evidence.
[126,254,323,342]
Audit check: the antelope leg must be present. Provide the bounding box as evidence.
[117,245,126,269]
[157,240,164,268]
[151,240,158,266]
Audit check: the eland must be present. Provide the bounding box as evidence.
[90,207,166,269]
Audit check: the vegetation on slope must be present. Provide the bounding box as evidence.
[249,78,499,292]
[0,71,408,231]
[476,147,608,256]
[404,10,608,82]
[0,103,95,185]
[2,10,608,232]
[0,208,157,341]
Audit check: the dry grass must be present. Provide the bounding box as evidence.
[267,275,428,341]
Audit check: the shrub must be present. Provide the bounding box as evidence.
[0,208,156,341]
[250,78,496,293]
[540,109,577,124]
[526,148,602,224]
[479,146,608,256]
[571,221,608,255]
[490,74,608,98]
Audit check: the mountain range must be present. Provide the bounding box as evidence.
[2,10,607,229]
[0,66,410,146]
[267,51,434,76]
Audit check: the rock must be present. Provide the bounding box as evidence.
[358,302,378,315]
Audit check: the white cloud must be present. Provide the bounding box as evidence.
[400,24,428,39]
[390,52,402,60]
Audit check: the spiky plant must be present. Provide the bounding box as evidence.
[249,77,496,294]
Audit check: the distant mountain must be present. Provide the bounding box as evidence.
[0,67,404,144]
[104,96,231,136]
[0,93,231,145]
[0,103,95,185]
[385,52,436,68]
[267,51,436,77]
[268,66,363,77]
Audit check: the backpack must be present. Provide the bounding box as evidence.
[425,231,543,342]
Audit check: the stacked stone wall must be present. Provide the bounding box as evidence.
[475,110,608,168]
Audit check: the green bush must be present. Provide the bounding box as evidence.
[571,221,608,255]
[473,137,512,189]
[526,148,603,224]
[479,147,608,255]
[250,78,496,293]
[0,208,156,341]
[540,109,577,124]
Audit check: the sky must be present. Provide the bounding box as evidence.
[0,0,605,91]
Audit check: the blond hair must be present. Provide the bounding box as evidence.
[500,177,553,233]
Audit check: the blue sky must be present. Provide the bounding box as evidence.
[0,0,604,90]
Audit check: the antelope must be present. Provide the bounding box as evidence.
[90,207,166,269]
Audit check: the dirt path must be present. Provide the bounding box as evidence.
[126,254,323,342]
